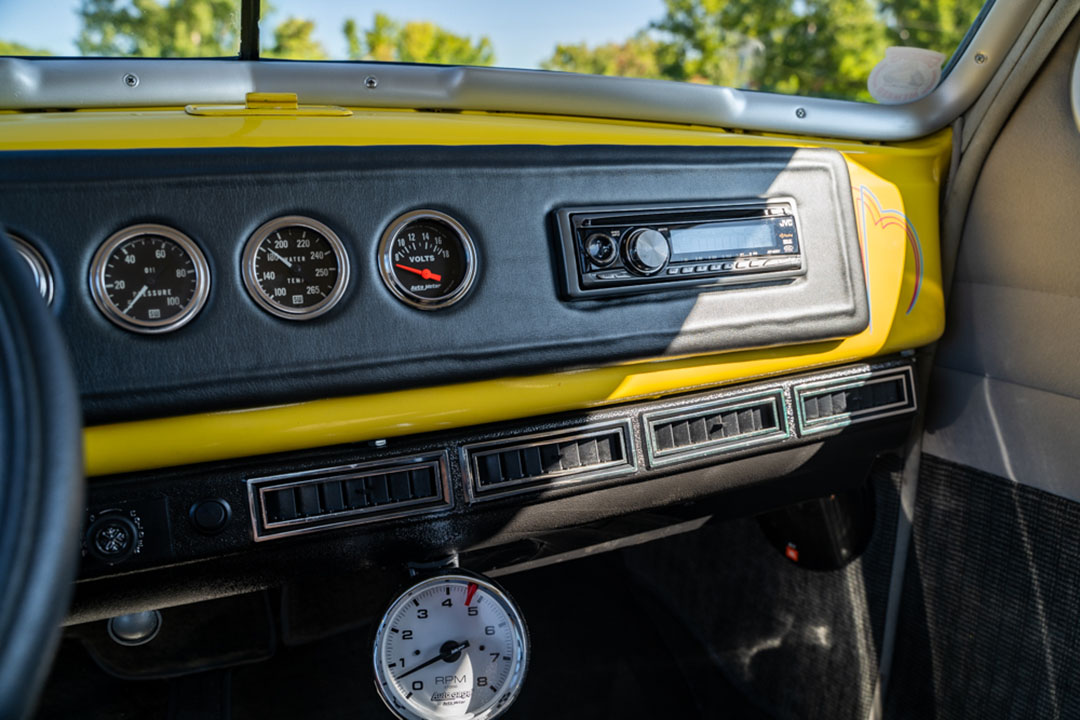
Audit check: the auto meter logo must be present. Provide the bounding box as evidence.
[868,47,945,104]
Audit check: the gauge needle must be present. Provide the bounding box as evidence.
[268,249,293,269]
[395,264,442,282]
[397,640,470,680]
[123,285,149,314]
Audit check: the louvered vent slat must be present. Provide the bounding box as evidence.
[644,390,788,467]
[795,368,916,434]
[250,453,451,541]
[464,423,634,500]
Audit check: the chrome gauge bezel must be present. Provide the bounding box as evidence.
[89,223,211,334]
[378,210,478,311]
[9,233,54,305]
[372,572,529,720]
[242,215,351,321]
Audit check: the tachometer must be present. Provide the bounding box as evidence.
[378,210,477,310]
[373,572,528,720]
[89,224,210,334]
[242,215,350,320]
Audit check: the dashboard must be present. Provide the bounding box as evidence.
[0,108,948,627]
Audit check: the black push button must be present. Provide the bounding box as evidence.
[501,450,525,480]
[265,488,297,522]
[189,498,231,534]
[479,453,504,485]
[322,482,346,513]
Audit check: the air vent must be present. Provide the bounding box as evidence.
[462,421,636,502]
[794,366,916,434]
[248,452,451,541]
[643,389,789,468]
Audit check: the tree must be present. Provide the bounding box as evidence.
[263,17,327,60]
[881,0,985,52]
[541,32,667,80]
[343,12,494,66]
[76,0,241,57]
[0,40,53,56]
[540,0,983,101]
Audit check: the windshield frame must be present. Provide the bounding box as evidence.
[0,0,1029,143]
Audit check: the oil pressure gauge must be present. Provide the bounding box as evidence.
[89,224,210,334]
[243,215,350,320]
[378,210,477,310]
[373,572,528,720]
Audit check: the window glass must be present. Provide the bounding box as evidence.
[0,0,989,103]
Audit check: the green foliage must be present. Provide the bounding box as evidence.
[343,12,494,66]
[0,40,53,56]
[882,0,986,51]
[76,0,240,57]
[541,32,666,80]
[542,0,985,101]
[263,17,327,59]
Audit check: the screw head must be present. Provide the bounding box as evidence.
[123,73,139,88]
[364,75,378,89]
[974,52,988,65]
[795,107,807,119]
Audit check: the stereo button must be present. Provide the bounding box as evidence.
[585,234,618,267]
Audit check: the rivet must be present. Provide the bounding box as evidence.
[795,107,807,119]
[364,75,378,90]
[123,73,139,88]
[974,52,988,65]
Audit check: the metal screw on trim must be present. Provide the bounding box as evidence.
[364,75,378,89]
[974,52,988,64]
[123,73,139,88]
[795,107,806,119]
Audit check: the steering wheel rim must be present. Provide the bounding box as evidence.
[0,230,83,719]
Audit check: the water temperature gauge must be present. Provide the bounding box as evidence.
[372,572,528,720]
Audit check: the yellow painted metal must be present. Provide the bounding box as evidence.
[184,92,352,117]
[0,107,950,475]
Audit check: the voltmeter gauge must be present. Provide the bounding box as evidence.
[89,224,210,334]
[373,572,528,720]
[242,215,350,320]
[378,210,477,310]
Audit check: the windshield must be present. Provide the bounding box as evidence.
[0,0,988,103]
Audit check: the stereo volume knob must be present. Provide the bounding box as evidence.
[623,228,670,275]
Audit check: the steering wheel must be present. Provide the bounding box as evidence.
[0,230,83,719]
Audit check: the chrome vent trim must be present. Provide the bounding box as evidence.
[794,365,917,435]
[643,388,789,468]
[461,420,636,502]
[247,451,452,541]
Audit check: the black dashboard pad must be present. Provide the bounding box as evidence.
[0,145,868,422]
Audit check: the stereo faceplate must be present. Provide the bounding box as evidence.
[556,199,806,299]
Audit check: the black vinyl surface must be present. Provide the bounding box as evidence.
[0,145,866,423]
[886,455,1080,720]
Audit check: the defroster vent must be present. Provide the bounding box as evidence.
[248,452,451,541]
[462,420,636,501]
[643,389,789,467]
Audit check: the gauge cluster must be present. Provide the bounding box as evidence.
[8,209,481,335]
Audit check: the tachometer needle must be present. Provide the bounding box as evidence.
[123,285,149,315]
[395,264,441,282]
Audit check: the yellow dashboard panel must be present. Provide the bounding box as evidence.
[0,108,950,476]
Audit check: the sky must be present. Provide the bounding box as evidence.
[0,0,667,67]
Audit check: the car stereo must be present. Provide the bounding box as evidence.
[555,199,805,298]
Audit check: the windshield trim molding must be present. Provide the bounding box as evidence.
[0,0,1035,142]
